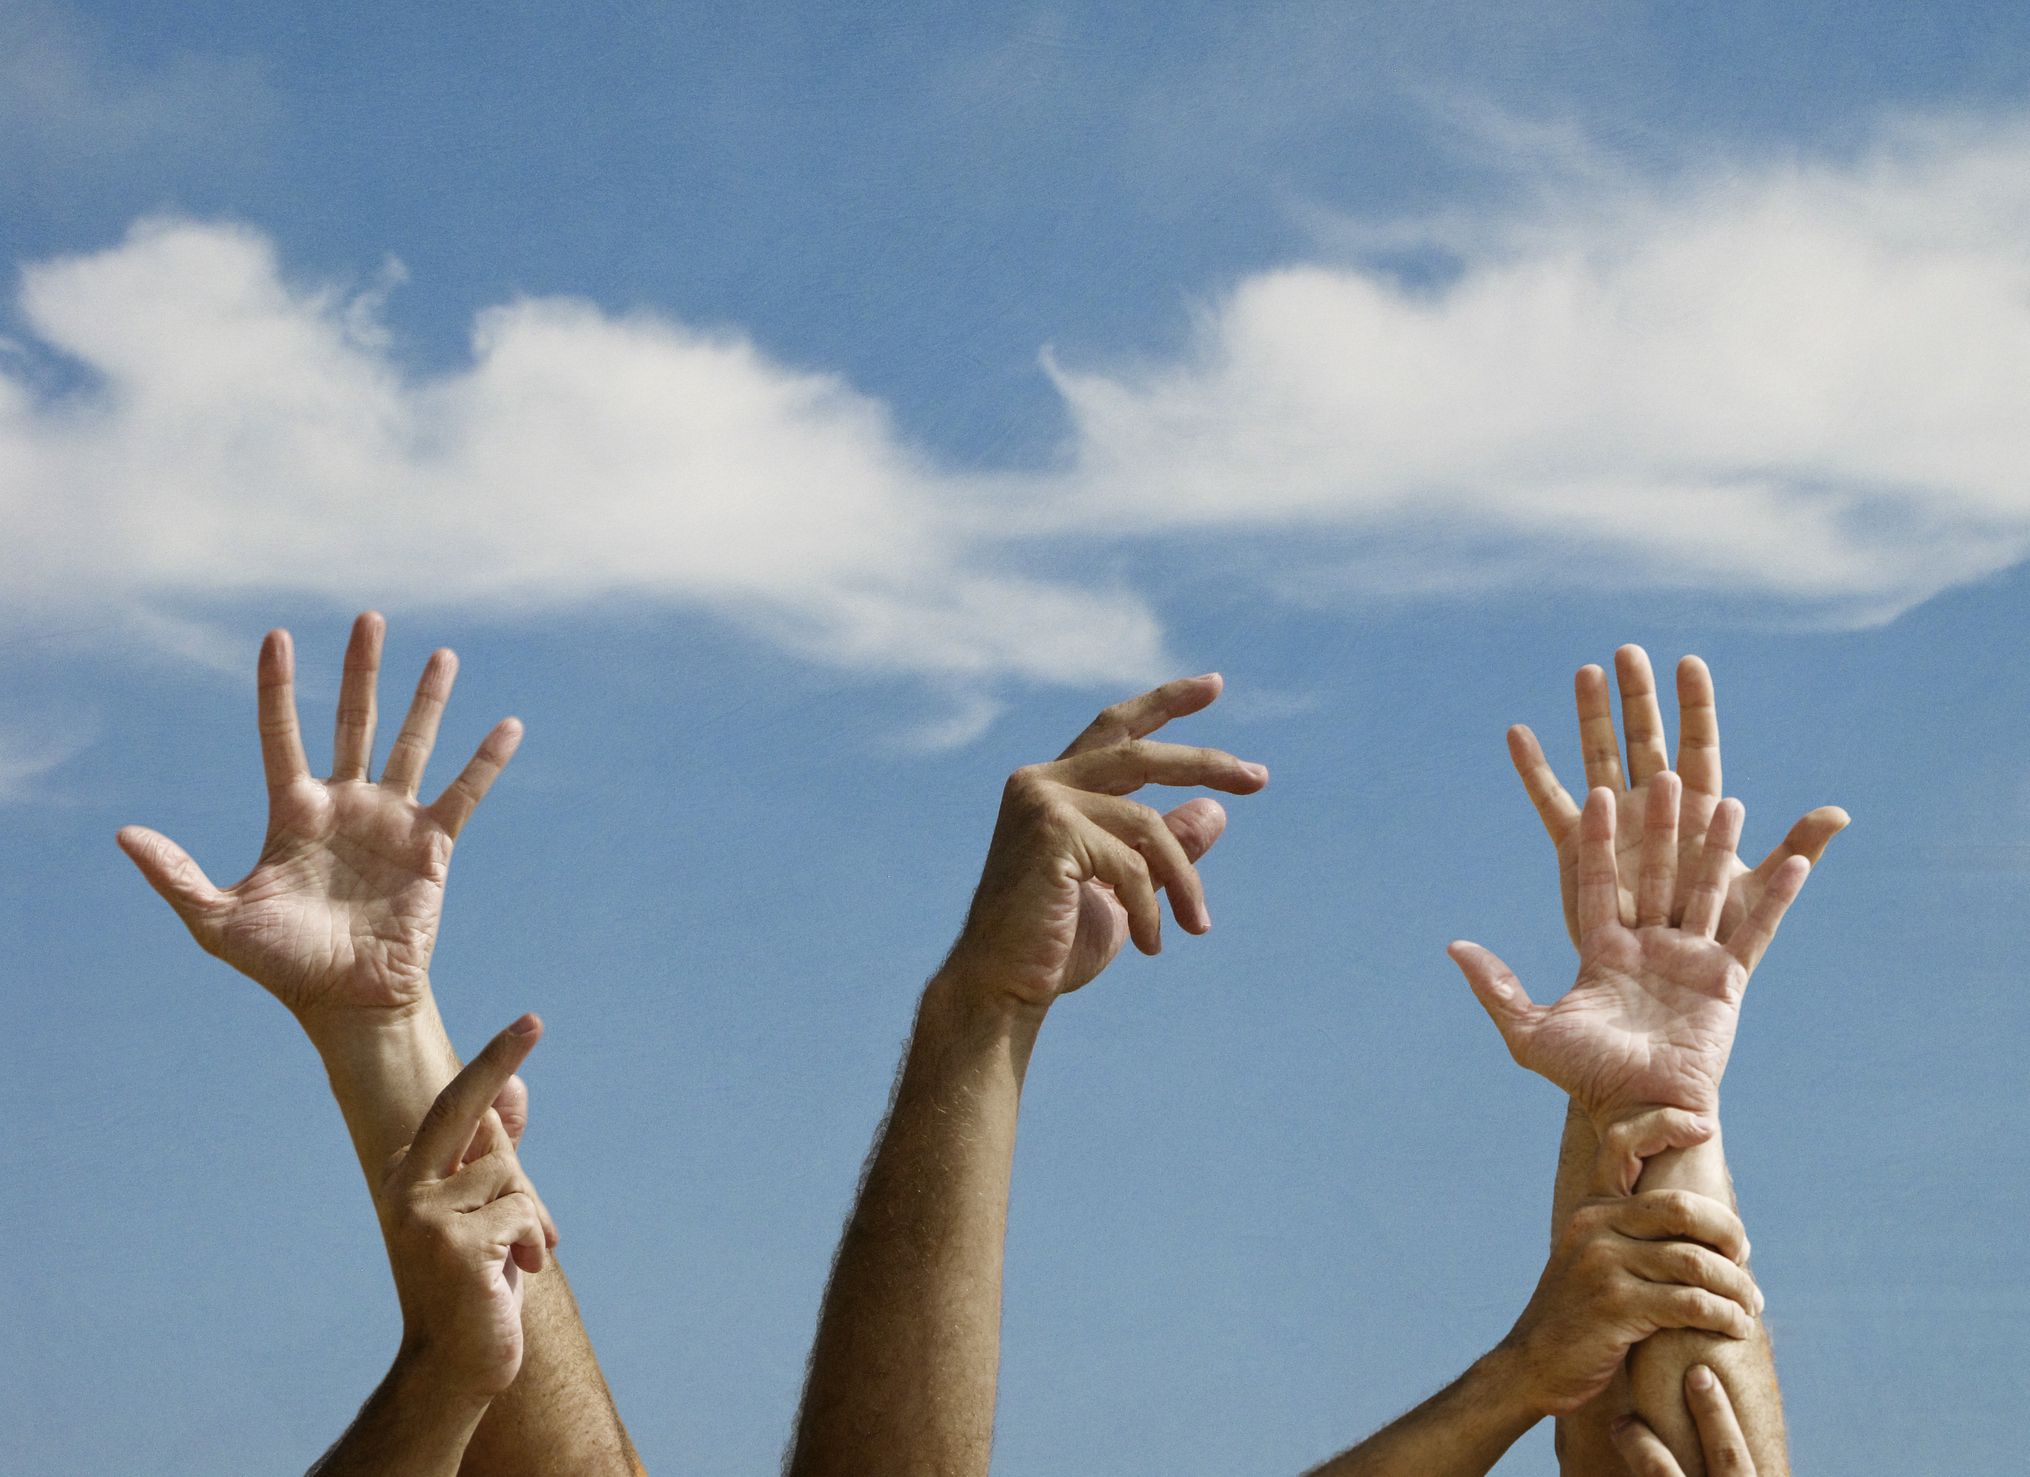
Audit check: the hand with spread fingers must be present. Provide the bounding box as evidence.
[944,673,1269,1014]
[311,1016,560,1476]
[1450,777,1808,1120]
[1611,1367,1760,1476]
[1507,647,1846,950]
[117,612,520,1021]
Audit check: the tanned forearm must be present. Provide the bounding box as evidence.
[786,965,1039,1477]
[1624,1132,1785,1477]
[1551,1105,1785,1477]
[309,995,643,1477]
[308,1353,490,1477]
[1304,1348,1539,1476]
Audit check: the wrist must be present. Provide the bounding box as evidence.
[1465,1340,1550,1433]
[925,955,1051,1042]
[388,1341,500,1416]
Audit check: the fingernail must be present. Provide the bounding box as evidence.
[1688,1365,1715,1390]
[1741,1237,1752,1262]
[511,1013,540,1037]
[1754,1286,1766,1315]
[1194,672,1219,682]
[1244,763,1269,782]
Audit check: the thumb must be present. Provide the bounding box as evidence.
[492,1074,530,1149]
[1163,797,1228,864]
[117,826,227,949]
[1751,805,1849,879]
[1447,940,1540,1057]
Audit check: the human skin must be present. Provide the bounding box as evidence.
[118,614,641,1476]
[1304,1110,1759,1476]
[783,675,1268,1477]
[311,1016,557,1476]
[1497,647,1846,1475]
[1611,1365,1763,1476]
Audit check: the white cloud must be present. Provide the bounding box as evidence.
[0,219,1167,691]
[1041,114,2030,621]
[6,116,2030,723]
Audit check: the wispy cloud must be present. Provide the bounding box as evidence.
[0,0,276,188]
[1039,113,2030,623]
[5,114,2030,721]
[0,717,94,802]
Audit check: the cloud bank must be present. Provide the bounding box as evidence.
[6,115,2030,700]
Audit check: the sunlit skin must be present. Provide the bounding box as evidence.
[1499,646,1841,1477]
[120,613,640,1477]
[1507,649,1846,949]
[1451,777,1809,1120]
[117,618,520,1020]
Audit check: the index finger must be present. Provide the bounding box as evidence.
[1059,674,1224,758]
[409,1014,543,1178]
[1046,739,1268,796]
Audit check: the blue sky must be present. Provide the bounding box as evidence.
[3,2,2028,1471]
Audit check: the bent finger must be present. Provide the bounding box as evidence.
[1611,1415,1689,1476]
[1594,1106,1718,1196]
[1059,673,1224,757]
[1049,739,1268,797]
[1614,1189,1750,1264]
[1630,1241,1764,1321]
[1074,820,1162,956]
[1078,794,1208,933]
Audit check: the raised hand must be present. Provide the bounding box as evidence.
[117,613,521,1022]
[1450,778,1810,1119]
[944,674,1269,1015]
[379,1014,559,1400]
[1508,647,1846,950]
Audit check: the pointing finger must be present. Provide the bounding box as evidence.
[409,1015,542,1180]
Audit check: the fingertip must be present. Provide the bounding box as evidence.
[510,1011,542,1040]
[1687,1364,1716,1392]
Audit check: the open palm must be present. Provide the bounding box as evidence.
[1508,647,1846,950]
[118,614,521,1020]
[1452,777,1810,1120]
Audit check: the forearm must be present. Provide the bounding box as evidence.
[308,1354,490,1477]
[1549,1101,1629,1474]
[307,995,641,1477]
[1305,1347,1538,1476]
[1625,1133,1785,1477]
[787,966,1040,1477]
